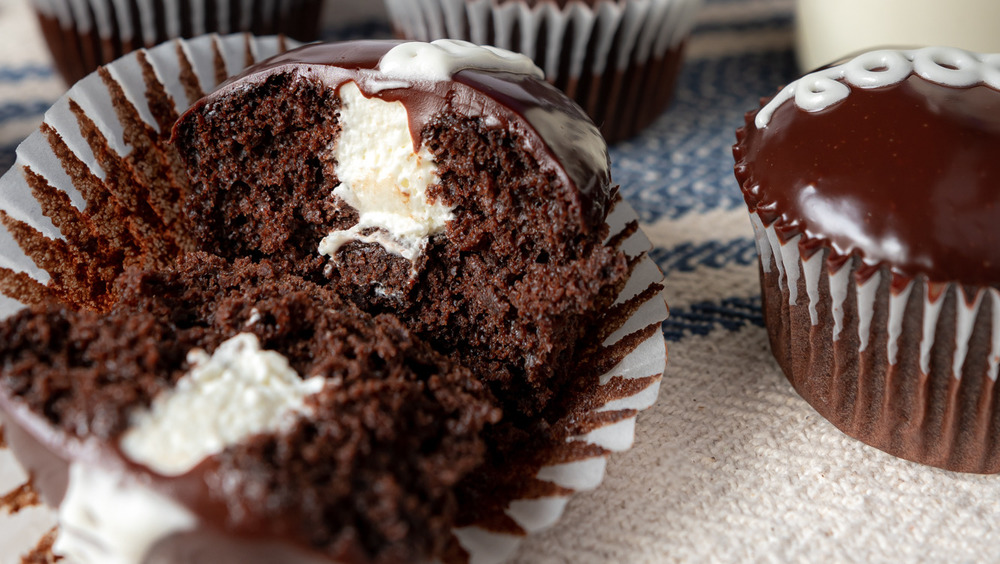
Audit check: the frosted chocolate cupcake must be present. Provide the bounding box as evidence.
[31,0,324,83]
[733,47,1000,473]
[0,33,669,563]
[383,0,703,143]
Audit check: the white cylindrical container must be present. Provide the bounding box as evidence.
[796,0,1000,71]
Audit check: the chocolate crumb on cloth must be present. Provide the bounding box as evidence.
[734,47,1000,473]
[0,33,667,564]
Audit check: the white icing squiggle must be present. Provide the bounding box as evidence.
[378,39,544,82]
[756,47,1000,129]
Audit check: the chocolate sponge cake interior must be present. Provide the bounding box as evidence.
[172,39,629,416]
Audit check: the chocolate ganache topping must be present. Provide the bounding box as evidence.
[734,47,1000,286]
[177,39,613,230]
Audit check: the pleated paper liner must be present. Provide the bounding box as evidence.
[384,0,703,143]
[0,33,669,563]
[750,204,1000,474]
[31,0,323,83]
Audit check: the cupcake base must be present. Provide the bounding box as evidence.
[754,213,1000,474]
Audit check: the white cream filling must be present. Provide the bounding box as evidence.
[120,332,324,476]
[318,81,453,263]
[54,462,197,564]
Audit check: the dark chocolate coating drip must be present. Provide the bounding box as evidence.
[736,74,1000,286]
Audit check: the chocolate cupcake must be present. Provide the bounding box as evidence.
[0,33,669,562]
[383,0,703,143]
[30,0,324,83]
[734,47,1000,473]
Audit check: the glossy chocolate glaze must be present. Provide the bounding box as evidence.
[177,40,613,230]
[735,74,1000,286]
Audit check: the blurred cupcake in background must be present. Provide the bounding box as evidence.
[31,0,325,83]
[384,0,703,143]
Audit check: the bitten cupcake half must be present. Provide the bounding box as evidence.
[733,47,1000,473]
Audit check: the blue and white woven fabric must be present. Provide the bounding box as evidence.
[1,0,999,562]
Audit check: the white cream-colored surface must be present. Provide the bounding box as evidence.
[53,462,197,564]
[319,80,452,263]
[120,333,324,476]
[796,0,1000,71]
[379,39,543,82]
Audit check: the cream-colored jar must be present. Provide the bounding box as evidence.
[796,0,1000,70]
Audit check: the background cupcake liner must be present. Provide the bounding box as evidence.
[384,0,702,143]
[749,209,1000,474]
[30,0,323,83]
[0,32,668,563]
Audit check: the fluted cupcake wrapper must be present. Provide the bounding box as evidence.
[750,210,1000,474]
[30,0,322,83]
[384,0,702,143]
[0,32,669,563]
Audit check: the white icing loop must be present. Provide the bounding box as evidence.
[756,47,1000,128]
[378,39,544,82]
[913,47,982,87]
[843,50,911,88]
[794,75,850,113]
[981,53,1000,90]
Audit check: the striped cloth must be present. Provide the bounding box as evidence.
[2,0,999,562]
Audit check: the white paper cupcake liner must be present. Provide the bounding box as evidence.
[750,208,1000,473]
[385,0,703,142]
[0,32,669,562]
[29,0,322,83]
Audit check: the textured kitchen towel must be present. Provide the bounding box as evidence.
[1,0,999,562]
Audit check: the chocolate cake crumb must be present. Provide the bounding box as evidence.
[19,528,61,564]
[0,481,41,514]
